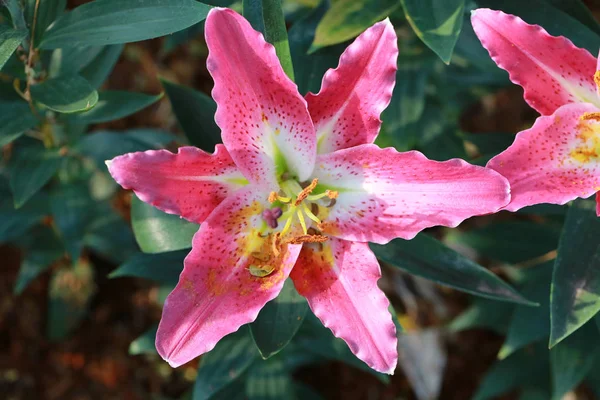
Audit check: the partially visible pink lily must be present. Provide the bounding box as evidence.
[107,8,510,374]
[472,8,600,214]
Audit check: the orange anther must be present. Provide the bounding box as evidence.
[294,178,319,206]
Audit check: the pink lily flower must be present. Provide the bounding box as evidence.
[107,8,510,374]
[472,8,600,214]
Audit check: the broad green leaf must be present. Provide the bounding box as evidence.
[446,221,560,264]
[14,227,64,294]
[447,297,515,334]
[110,250,186,285]
[245,358,294,400]
[3,0,27,32]
[80,44,123,89]
[544,0,600,36]
[131,195,198,254]
[310,0,399,52]
[498,263,553,359]
[473,343,550,400]
[0,102,38,146]
[250,279,308,359]
[371,233,535,305]
[476,0,600,55]
[47,260,95,340]
[30,74,98,113]
[40,0,212,49]
[193,329,259,400]
[550,199,600,346]
[288,0,346,95]
[24,0,66,46]
[0,25,27,71]
[160,79,220,151]
[70,91,163,124]
[243,0,294,80]
[551,322,600,400]
[129,325,158,355]
[401,0,465,63]
[48,45,105,77]
[84,206,138,264]
[9,142,62,208]
[50,183,95,261]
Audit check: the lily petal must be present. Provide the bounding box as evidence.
[205,8,316,187]
[313,145,510,243]
[596,193,600,217]
[487,102,600,211]
[306,19,398,153]
[107,145,247,224]
[156,186,302,367]
[471,8,598,115]
[290,238,397,374]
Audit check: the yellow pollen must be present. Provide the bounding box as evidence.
[268,191,278,203]
[294,178,319,206]
[287,235,329,245]
[326,190,338,199]
[581,112,600,122]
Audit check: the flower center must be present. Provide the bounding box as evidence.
[571,112,600,164]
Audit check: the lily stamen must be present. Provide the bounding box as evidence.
[296,208,308,234]
[294,178,319,205]
[302,202,321,224]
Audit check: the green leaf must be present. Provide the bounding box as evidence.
[544,0,600,36]
[401,0,465,63]
[193,329,259,400]
[110,250,186,285]
[48,45,105,77]
[84,206,138,264]
[245,358,294,400]
[0,102,38,146]
[371,233,535,305]
[445,221,560,264]
[250,278,308,359]
[550,199,600,346]
[24,0,67,46]
[310,0,399,52]
[14,226,64,294]
[498,262,553,359]
[80,44,123,89]
[40,0,212,49]
[551,322,600,399]
[50,183,95,261]
[3,0,27,32]
[0,25,27,71]
[243,0,294,80]
[288,0,346,95]
[131,194,198,254]
[473,342,550,400]
[475,0,600,55]
[129,325,158,355]
[70,91,163,124]
[448,297,515,334]
[30,74,98,113]
[9,142,62,208]
[47,260,95,340]
[160,79,220,151]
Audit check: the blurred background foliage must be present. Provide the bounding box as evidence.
[1,0,600,399]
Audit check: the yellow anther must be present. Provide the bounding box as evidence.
[287,234,329,245]
[294,178,319,206]
[326,190,338,199]
[581,112,600,122]
[296,209,308,234]
[268,192,278,203]
[268,191,291,203]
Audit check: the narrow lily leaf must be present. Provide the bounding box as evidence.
[70,91,163,124]
[445,221,560,264]
[160,79,220,151]
[193,330,259,400]
[288,0,345,95]
[48,45,105,78]
[245,358,294,400]
[250,278,308,359]
[14,227,64,295]
[476,0,600,55]
[47,260,95,340]
[84,207,138,264]
[80,45,124,89]
[24,0,66,46]
[243,0,294,80]
[0,102,38,147]
[448,298,515,334]
[550,200,600,346]
[110,250,186,285]
[0,25,27,71]
[9,143,62,208]
[30,75,98,113]
[4,0,27,32]
[551,322,600,400]
[129,325,158,355]
[40,0,212,49]
[371,234,535,305]
[498,262,553,359]
[310,0,399,52]
[401,0,465,64]
[131,194,198,254]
